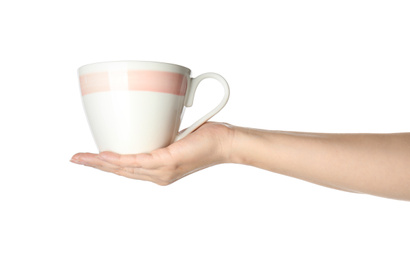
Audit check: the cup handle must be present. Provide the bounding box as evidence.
[175,72,230,141]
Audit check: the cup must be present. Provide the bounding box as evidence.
[78,60,230,154]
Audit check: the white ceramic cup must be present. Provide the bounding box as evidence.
[78,60,230,154]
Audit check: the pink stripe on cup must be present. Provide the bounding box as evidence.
[79,70,188,96]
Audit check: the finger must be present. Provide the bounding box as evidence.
[98,151,163,169]
[71,152,116,168]
[71,152,99,165]
[89,164,158,183]
[71,153,169,184]
[72,152,160,178]
[73,153,173,185]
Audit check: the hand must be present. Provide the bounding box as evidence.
[70,122,234,185]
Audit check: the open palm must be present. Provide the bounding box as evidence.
[71,122,233,185]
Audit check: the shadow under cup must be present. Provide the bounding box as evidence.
[78,61,229,154]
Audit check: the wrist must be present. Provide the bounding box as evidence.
[227,125,274,166]
[198,122,237,164]
[225,125,255,165]
[212,123,269,166]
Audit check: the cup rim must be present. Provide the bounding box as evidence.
[78,60,191,75]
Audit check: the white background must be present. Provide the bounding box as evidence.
[1,0,409,259]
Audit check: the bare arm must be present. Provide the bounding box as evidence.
[229,126,410,200]
[71,122,410,201]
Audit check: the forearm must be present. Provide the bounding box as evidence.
[228,126,410,200]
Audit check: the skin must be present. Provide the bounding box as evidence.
[71,122,410,201]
